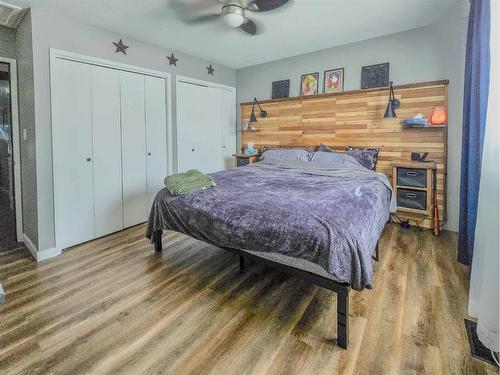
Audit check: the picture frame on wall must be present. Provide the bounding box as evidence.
[323,68,344,94]
[300,72,319,96]
[272,79,290,99]
[360,62,389,89]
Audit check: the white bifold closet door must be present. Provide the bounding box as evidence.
[91,66,123,237]
[145,76,167,208]
[120,71,148,227]
[52,59,95,249]
[220,87,236,169]
[52,57,168,250]
[120,72,167,227]
[177,81,224,174]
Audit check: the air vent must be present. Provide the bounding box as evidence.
[0,1,27,28]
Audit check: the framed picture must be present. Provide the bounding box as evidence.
[360,62,389,89]
[300,72,319,96]
[272,79,290,99]
[323,68,344,94]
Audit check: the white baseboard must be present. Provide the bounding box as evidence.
[22,234,62,262]
[23,233,38,259]
[37,247,62,262]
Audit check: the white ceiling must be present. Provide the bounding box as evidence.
[28,0,469,69]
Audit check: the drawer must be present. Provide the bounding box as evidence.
[397,168,427,188]
[237,158,250,167]
[397,188,427,211]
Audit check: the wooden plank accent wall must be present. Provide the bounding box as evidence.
[240,80,448,228]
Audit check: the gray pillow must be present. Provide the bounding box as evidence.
[345,148,379,170]
[318,144,336,153]
[309,151,363,168]
[260,148,311,162]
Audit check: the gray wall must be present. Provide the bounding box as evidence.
[236,18,468,232]
[0,25,16,59]
[15,11,38,246]
[28,6,237,251]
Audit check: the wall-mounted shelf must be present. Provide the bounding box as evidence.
[240,80,450,106]
[402,124,447,129]
[239,129,260,133]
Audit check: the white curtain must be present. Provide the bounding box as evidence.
[468,0,499,352]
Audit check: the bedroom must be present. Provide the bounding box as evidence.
[0,0,498,373]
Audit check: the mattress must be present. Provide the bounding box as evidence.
[147,160,395,291]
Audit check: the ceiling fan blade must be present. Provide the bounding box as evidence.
[169,0,221,24]
[183,14,221,24]
[169,0,220,13]
[240,18,257,35]
[247,0,289,12]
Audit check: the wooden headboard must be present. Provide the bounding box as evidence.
[240,80,448,227]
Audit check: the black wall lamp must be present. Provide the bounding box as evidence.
[250,97,268,123]
[383,81,401,118]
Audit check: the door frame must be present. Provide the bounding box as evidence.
[50,49,173,252]
[175,75,236,173]
[0,56,23,241]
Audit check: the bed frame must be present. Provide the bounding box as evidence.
[152,230,380,349]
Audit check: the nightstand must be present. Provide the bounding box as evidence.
[233,153,260,167]
[392,161,437,218]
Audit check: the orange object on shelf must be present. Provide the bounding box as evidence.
[430,107,447,125]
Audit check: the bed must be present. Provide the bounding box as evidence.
[146,151,396,348]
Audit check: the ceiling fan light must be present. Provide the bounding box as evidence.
[223,13,244,27]
[221,5,245,28]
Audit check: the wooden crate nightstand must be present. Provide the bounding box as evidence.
[233,153,260,167]
[392,161,437,228]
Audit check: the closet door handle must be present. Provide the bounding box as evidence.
[192,148,195,152]
[148,152,151,156]
[86,158,92,162]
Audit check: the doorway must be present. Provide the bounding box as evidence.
[0,58,21,251]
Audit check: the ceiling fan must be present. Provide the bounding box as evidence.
[170,0,291,35]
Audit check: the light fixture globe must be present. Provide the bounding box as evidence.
[221,4,245,28]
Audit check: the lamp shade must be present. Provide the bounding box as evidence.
[384,101,397,118]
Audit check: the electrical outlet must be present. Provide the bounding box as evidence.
[22,128,27,141]
[411,152,420,161]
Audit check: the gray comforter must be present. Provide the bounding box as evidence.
[146,160,396,291]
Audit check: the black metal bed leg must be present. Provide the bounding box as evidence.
[153,230,163,252]
[239,255,245,271]
[337,286,350,349]
[372,241,380,262]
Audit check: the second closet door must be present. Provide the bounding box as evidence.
[91,66,123,237]
[177,82,222,174]
[145,76,167,208]
[120,71,148,227]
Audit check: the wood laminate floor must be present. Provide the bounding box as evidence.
[0,224,496,375]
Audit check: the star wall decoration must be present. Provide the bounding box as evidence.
[167,53,178,66]
[113,39,129,55]
[207,64,215,75]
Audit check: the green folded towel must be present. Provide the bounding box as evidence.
[164,169,216,195]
